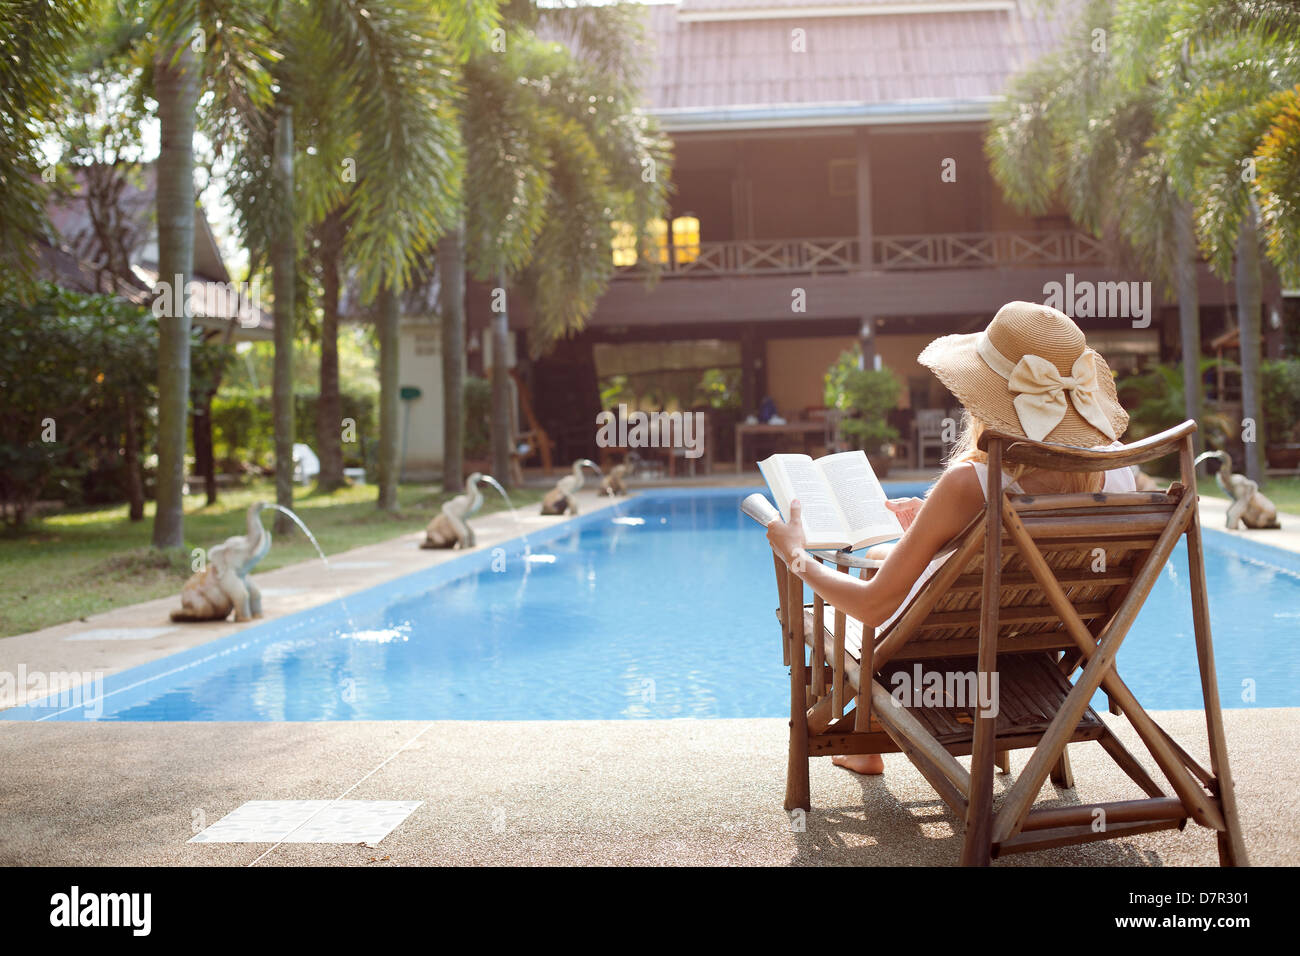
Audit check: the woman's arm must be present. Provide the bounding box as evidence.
[766,465,985,629]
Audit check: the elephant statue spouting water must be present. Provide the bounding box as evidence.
[172,503,272,622]
[422,473,484,549]
[541,459,599,515]
[1195,450,1281,530]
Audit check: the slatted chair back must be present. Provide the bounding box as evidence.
[873,491,1179,665]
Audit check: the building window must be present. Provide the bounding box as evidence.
[671,215,700,264]
[611,216,702,266]
[611,221,637,267]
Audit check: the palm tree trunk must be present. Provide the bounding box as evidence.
[124,391,144,522]
[491,270,513,487]
[192,383,218,506]
[376,280,401,510]
[150,44,199,549]
[316,208,346,491]
[1173,200,1203,454]
[1235,205,1266,484]
[271,101,296,534]
[438,224,466,493]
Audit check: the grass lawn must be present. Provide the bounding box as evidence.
[1200,475,1300,514]
[0,479,544,638]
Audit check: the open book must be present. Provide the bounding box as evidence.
[757,450,905,551]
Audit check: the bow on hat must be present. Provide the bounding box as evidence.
[977,335,1117,442]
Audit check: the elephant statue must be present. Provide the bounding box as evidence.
[1195,450,1281,530]
[541,459,598,515]
[422,473,484,549]
[172,503,272,622]
[600,463,630,497]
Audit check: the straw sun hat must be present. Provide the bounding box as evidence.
[917,300,1129,447]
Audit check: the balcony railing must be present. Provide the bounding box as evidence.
[613,230,1107,278]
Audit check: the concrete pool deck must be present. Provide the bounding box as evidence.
[1,484,1297,866]
[1,711,1295,865]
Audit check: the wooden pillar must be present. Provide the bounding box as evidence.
[741,325,762,414]
[858,317,877,370]
[856,128,873,271]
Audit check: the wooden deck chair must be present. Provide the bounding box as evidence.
[743,420,1247,866]
[507,367,555,485]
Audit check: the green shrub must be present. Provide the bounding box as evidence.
[211,387,274,468]
[1118,360,1234,444]
[1262,358,1300,444]
[824,348,901,454]
[464,376,491,459]
[211,388,378,470]
[0,285,157,524]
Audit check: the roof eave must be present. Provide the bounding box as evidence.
[193,315,274,343]
[650,97,999,133]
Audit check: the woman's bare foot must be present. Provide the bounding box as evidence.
[832,753,884,775]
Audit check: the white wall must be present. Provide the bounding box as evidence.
[397,316,519,482]
[398,317,445,481]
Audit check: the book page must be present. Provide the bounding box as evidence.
[759,455,846,545]
[817,451,903,547]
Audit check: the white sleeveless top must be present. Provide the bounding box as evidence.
[875,457,1137,635]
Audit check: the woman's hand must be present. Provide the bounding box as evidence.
[766,498,807,565]
[886,496,925,532]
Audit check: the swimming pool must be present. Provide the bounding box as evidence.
[6,486,1299,721]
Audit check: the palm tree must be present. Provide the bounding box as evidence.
[986,0,1206,447]
[319,0,494,511]
[1116,0,1300,482]
[312,206,347,491]
[144,0,276,547]
[224,0,495,513]
[451,6,672,488]
[0,0,96,301]
[438,222,468,494]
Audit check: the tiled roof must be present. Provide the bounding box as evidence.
[40,164,272,339]
[642,0,1079,127]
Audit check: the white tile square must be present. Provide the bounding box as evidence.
[64,626,177,642]
[189,800,422,844]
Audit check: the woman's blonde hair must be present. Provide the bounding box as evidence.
[945,408,1102,494]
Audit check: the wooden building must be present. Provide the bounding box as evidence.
[428,0,1239,475]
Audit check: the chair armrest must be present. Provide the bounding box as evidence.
[808,549,885,571]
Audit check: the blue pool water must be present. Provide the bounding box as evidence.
[6,487,1299,721]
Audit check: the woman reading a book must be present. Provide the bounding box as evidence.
[765,301,1135,774]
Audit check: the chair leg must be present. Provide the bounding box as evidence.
[785,576,811,813]
[1178,469,1249,866]
[1217,827,1245,867]
[1049,745,1075,789]
[962,460,1001,867]
[963,712,999,865]
[785,722,810,812]
[996,750,1011,775]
